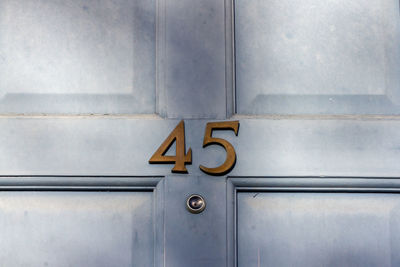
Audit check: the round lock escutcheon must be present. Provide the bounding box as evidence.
[186,194,206,214]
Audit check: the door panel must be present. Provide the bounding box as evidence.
[0,191,154,267]
[0,0,156,114]
[0,177,163,267]
[237,192,400,267]
[235,0,400,115]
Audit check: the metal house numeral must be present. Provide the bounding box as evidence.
[149,120,239,175]
[148,120,192,173]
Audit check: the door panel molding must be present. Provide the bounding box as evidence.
[233,0,400,115]
[227,177,400,267]
[0,176,163,190]
[0,0,159,115]
[0,176,164,267]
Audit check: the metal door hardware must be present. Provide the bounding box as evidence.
[186,194,206,214]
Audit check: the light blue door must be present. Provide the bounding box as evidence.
[1,0,400,266]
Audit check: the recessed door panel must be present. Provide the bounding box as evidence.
[0,0,155,114]
[235,0,400,114]
[237,192,400,267]
[0,191,154,267]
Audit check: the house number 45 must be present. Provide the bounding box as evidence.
[149,120,239,176]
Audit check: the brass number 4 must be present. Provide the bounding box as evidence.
[148,120,192,173]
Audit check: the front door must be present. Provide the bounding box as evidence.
[1,0,400,266]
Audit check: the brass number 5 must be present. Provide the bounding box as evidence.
[148,120,192,173]
[199,121,239,176]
